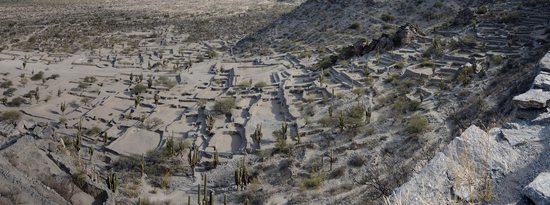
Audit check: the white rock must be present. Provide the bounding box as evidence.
[523,172,550,205]
[534,72,550,91]
[513,89,550,109]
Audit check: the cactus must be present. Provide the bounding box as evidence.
[329,149,335,171]
[103,132,108,146]
[209,190,213,205]
[107,172,118,193]
[74,132,81,153]
[224,194,227,205]
[188,146,199,175]
[147,76,153,88]
[203,174,208,205]
[328,104,334,117]
[281,122,288,140]
[234,169,241,190]
[188,195,191,205]
[319,68,324,86]
[213,147,219,168]
[235,157,250,190]
[134,96,140,109]
[166,135,176,157]
[197,184,201,205]
[338,113,345,133]
[154,92,160,105]
[57,89,62,97]
[60,102,66,115]
[365,109,371,123]
[206,115,215,134]
[130,72,134,81]
[88,147,94,161]
[140,154,145,177]
[252,124,262,149]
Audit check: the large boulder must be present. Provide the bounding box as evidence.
[512,89,550,109]
[523,172,550,205]
[540,52,550,72]
[500,123,550,146]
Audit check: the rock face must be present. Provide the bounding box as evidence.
[365,23,423,53]
[512,89,550,109]
[500,123,550,146]
[392,126,518,203]
[523,172,550,205]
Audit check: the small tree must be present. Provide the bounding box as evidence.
[212,98,235,115]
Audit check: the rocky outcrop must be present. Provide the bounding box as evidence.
[392,126,518,203]
[500,123,550,146]
[513,52,550,109]
[513,89,550,109]
[523,172,550,205]
[366,24,423,53]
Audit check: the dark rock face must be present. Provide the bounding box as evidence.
[365,23,423,53]
[454,8,474,25]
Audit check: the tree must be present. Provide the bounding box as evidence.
[212,98,235,115]
[134,83,147,94]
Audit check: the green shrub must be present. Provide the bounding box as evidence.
[348,22,360,30]
[3,88,16,97]
[31,71,44,81]
[254,81,267,89]
[492,55,504,65]
[0,80,12,88]
[8,97,26,107]
[213,98,236,115]
[302,172,326,189]
[381,13,396,22]
[406,115,430,135]
[134,83,147,94]
[1,110,21,124]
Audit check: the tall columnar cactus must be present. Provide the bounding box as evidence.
[147,76,153,88]
[88,147,94,161]
[188,195,191,205]
[103,132,108,146]
[154,92,160,105]
[197,184,201,205]
[57,89,62,97]
[209,190,214,205]
[202,174,209,205]
[319,68,324,86]
[140,154,145,177]
[134,96,140,109]
[75,132,82,153]
[328,104,334,117]
[130,72,134,82]
[329,149,335,171]
[206,115,215,134]
[281,122,288,140]
[213,147,219,169]
[166,135,176,157]
[224,194,227,205]
[234,168,241,190]
[365,109,371,123]
[252,124,262,149]
[60,102,66,115]
[188,145,199,175]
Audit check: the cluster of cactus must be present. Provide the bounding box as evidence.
[213,146,219,169]
[107,172,118,193]
[197,174,214,205]
[234,158,251,191]
[252,124,262,149]
[188,145,200,175]
[281,122,288,140]
[206,115,215,134]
